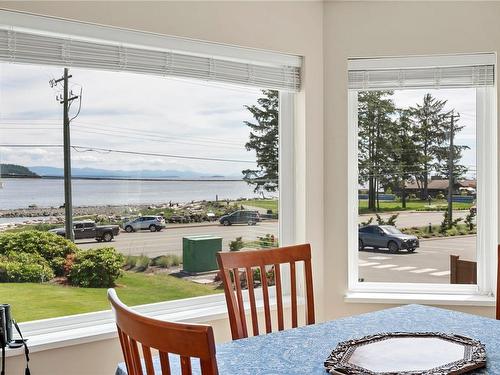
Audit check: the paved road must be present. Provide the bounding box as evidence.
[359,210,470,228]
[77,221,278,257]
[359,235,476,284]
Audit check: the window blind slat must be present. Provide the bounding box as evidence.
[349,65,494,90]
[0,29,301,92]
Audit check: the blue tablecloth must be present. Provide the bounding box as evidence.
[116,304,500,374]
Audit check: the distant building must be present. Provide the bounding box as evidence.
[404,177,476,197]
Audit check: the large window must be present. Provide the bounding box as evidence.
[348,54,497,296]
[0,15,299,323]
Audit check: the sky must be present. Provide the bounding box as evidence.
[0,62,476,179]
[0,62,263,176]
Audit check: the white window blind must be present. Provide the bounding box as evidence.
[349,55,495,91]
[0,28,301,92]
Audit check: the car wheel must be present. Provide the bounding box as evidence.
[125,226,134,233]
[248,220,255,226]
[407,247,416,253]
[358,239,364,251]
[388,241,399,253]
[149,225,157,232]
[103,232,113,242]
[223,220,231,226]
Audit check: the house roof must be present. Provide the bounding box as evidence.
[405,179,476,190]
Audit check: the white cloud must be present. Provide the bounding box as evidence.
[0,63,264,176]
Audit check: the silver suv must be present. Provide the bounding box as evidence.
[123,216,166,232]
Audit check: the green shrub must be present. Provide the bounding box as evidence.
[133,255,151,272]
[68,247,124,288]
[123,255,138,270]
[258,234,278,248]
[0,230,77,262]
[229,237,244,252]
[151,255,181,268]
[0,252,54,282]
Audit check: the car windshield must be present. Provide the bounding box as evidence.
[381,226,402,235]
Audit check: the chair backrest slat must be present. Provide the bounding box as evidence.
[180,356,192,375]
[274,263,284,331]
[260,264,272,333]
[142,345,155,375]
[232,268,248,338]
[303,258,316,324]
[159,352,171,375]
[245,266,259,336]
[290,261,298,328]
[108,289,219,375]
[217,244,315,340]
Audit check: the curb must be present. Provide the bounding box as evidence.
[419,234,476,242]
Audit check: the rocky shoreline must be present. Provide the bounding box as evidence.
[0,204,163,219]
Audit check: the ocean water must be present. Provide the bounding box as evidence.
[0,178,269,209]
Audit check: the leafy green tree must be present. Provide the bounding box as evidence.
[242,90,279,194]
[409,94,452,199]
[358,91,396,210]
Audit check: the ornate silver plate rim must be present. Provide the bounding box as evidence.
[324,332,486,375]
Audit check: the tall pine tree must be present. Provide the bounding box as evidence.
[409,94,452,199]
[242,90,279,194]
[358,91,396,211]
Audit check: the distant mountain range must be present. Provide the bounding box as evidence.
[28,166,230,179]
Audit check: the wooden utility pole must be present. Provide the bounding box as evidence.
[447,114,455,228]
[50,68,80,242]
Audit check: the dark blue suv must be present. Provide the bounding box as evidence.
[359,225,419,253]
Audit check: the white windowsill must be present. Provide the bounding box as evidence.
[345,291,496,306]
[7,289,287,358]
[6,294,231,358]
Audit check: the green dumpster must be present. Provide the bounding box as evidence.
[182,235,222,273]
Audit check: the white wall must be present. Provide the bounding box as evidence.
[1,1,499,374]
[324,1,499,319]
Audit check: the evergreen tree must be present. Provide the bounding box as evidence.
[358,91,395,211]
[409,94,452,199]
[242,90,279,194]
[432,113,469,180]
[384,109,421,208]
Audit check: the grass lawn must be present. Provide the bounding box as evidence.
[242,199,278,213]
[0,271,221,322]
[359,199,472,214]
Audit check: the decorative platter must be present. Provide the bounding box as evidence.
[324,332,486,375]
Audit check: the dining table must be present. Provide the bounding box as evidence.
[115,304,500,374]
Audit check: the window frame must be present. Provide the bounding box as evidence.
[0,10,299,344]
[347,54,498,297]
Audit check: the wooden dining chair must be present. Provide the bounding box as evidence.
[497,245,500,320]
[450,255,477,284]
[216,243,315,340]
[108,289,219,375]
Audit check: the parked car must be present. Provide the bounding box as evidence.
[358,224,419,253]
[123,216,166,232]
[219,210,260,226]
[50,220,120,242]
[168,215,189,224]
